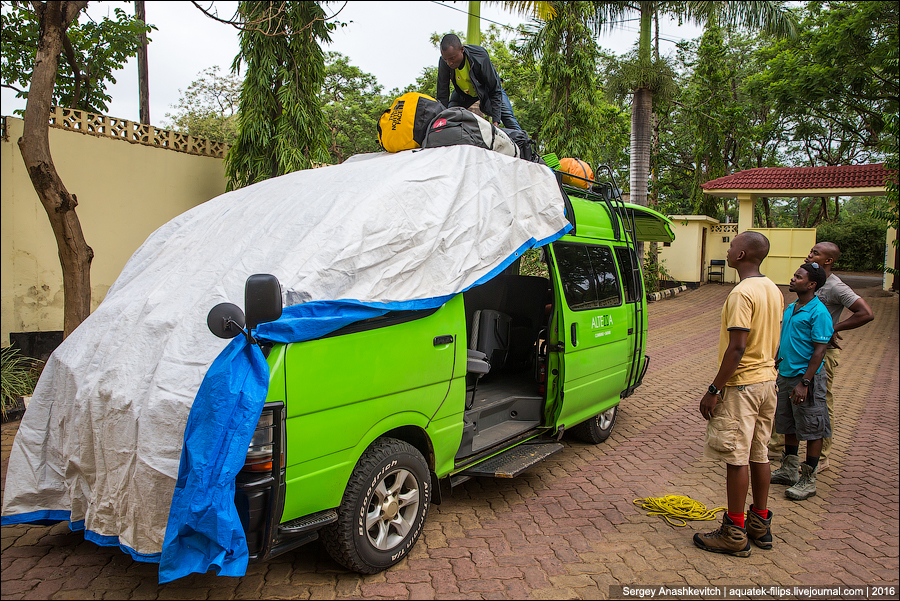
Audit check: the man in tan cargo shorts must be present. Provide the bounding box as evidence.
[694,231,783,557]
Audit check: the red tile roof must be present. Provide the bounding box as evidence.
[702,164,891,191]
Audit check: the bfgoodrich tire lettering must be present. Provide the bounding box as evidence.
[322,437,430,574]
[569,405,618,444]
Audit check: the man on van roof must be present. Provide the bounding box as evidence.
[694,231,783,557]
[436,34,521,130]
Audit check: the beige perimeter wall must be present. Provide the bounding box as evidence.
[655,216,816,286]
[751,227,818,286]
[1,116,227,345]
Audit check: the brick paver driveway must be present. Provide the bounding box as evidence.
[2,281,898,600]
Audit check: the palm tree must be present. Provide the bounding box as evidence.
[593,1,797,209]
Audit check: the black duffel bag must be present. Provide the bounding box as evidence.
[421,107,519,157]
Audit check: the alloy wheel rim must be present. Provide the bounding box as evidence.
[365,468,420,551]
[598,406,616,430]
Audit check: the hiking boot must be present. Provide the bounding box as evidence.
[745,505,773,549]
[693,513,751,557]
[786,462,818,500]
[770,453,800,485]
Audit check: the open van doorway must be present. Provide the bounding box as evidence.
[457,269,555,459]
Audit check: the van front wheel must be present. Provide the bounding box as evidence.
[322,438,430,574]
[569,405,618,444]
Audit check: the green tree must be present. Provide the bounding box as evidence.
[225,1,334,190]
[1,1,151,336]
[320,52,384,163]
[523,1,628,170]
[745,1,897,227]
[164,66,241,144]
[651,23,807,225]
[750,1,898,160]
[816,215,888,271]
[592,1,797,211]
[483,25,544,139]
[687,18,729,217]
[2,3,154,114]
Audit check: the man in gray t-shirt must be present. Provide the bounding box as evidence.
[769,242,874,471]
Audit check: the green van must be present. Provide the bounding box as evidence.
[213,171,675,574]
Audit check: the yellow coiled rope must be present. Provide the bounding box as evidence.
[633,495,727,527]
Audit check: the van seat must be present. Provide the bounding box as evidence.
[464,275,550,342]
[466,349,490,376]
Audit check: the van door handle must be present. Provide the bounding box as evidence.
[433,335,454,346]
[570,323,578,347]
[628,328,634,335]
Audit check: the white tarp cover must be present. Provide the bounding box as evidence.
[1,146,570,565]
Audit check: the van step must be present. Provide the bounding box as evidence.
[279,509,337,535]
[459,442,563,479]
[471,419,540,454]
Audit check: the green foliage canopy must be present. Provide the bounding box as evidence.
[816,216,888,272]
[522,2,629,172]
[748,1,898,160]
[225,1,334,190]
[164,66,241,144]
[1,3,153,114]
[320,52,384,164]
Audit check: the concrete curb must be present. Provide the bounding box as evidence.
[646,284,688,302]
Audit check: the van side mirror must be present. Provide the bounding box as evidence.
[245,274,282,331]
[207,303,246,339]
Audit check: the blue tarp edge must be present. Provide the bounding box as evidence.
[1,511,161,562]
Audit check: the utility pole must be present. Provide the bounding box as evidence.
[467,1,481,46]
[136,1,150,124]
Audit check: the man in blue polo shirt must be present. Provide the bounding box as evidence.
[770,262,834,501]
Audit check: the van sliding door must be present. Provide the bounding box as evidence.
[549,241,630,430]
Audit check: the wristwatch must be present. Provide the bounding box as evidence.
[708,384,720,396]
[801,378,811,387]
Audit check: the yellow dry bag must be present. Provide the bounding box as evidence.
[377,93,444,153]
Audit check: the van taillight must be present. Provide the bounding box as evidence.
[243,409,283,473]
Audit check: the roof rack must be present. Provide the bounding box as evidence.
[542,153,636,246]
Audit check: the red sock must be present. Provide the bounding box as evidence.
[751,505,768,518]
[727,511,745,528]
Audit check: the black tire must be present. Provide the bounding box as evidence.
[322,438,430,574]
[569,405,618,444]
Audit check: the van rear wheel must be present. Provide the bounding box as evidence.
[569,405,618,444]
[322,438,430,574]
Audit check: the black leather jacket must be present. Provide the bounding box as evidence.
[436,45,504,123]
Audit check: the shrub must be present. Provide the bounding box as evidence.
[642,254,675,294]
[816,217,888,272]
[519,248,549,279]
[1,347,40,420]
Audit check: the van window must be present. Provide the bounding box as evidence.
[322,308,440,339]
[614,246,642,303]
[554,243,622,311]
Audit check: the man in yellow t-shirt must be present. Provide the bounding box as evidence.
[694,231,783,557]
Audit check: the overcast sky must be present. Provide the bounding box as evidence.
[0,1,704,125]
